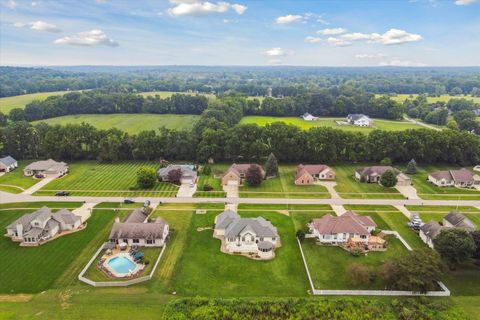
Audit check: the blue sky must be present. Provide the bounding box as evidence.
[1,0,479,66]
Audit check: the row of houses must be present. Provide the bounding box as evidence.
[301,113,374,127]
[420,211,476,248]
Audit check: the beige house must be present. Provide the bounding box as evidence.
[428,169,480,188]
[355,166,411,186]
[24,159,68,177]
[221,163,265,186]
[294,164,335,185]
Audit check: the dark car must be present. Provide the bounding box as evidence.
[55,191,70,196]
[124,198,135,204]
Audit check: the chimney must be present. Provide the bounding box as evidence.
[16,223,23,237]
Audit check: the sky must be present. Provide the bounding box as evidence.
[0,0,479,66]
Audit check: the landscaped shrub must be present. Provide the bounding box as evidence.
[350,248,363,257]
[203,184,213,191]
[136,167,157,188]
[296,230,305,242]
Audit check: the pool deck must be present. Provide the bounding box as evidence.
[100,249,144,278]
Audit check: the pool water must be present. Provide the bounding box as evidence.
[107,256,137,274]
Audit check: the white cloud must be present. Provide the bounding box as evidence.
[4,0,17,9]
[168,1,247,16]
[13,20,62,33]
[304,36,322,43]
[264,47,286,56]
[327,37,351,47]
[223,18,237,23]
[454,0,478,5]
[379,59,427,67]
[355,53,388,59]
[54,29,118,47]
[275,14,303,25]
[339,29,422,45]
[317,27,347,35]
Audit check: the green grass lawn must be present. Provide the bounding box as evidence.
[32,113,200,134]
[0,205,120,293]
[169,210,309,297]
[333,165,404,199]
[0,91,74,114]
[36,161,178,197]
[407,165,480,200]
[194,172,226,198]
[0,161,40,193]
[239,116,427,132]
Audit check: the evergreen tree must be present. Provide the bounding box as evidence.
[406,159,417,174]
[264,152,279,177]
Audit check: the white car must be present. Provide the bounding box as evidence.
[474,165,480,172]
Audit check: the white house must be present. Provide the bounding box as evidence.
[420,212,476,248]
[419,221,444,249]
[214,210,280,259]
[346,114,373,127]
[428,169,480,188]
[0,156,17,173]
[302,112,318,121]
[5,207,83,245]
[24,159,68,177]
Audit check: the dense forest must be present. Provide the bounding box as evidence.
[2,66,480,97]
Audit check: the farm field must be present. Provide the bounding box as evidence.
[239,116,427,132]
[332,165,405,199]
[377,94,480,104]
[0,161,39,193]
[36,161,178,197]
[32,113,200,133]
[0,91,74,114]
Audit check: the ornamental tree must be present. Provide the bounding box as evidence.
[380,169,397,187]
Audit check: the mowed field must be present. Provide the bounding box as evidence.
[0,91,74,114]
[376,94,480,104]
[240,116,427,132]
[32,114,200,133]
[36,161,178,197]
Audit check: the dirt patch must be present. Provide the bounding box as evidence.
[0,294,33,302]
[276,210,290,216]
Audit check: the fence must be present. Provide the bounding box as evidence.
[78,242,167,287]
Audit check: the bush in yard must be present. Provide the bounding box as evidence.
[380,157,392,166]
[201,164,212,175]
[380,169,397,187]
[433,228,475,269]
[296,230,305,242]
[203,184,213,191]
[347,263,375,286]
[167,168,183,185]
[406,158,417,174]
[245,164,263,186]
[380,248,443,293]
[136,167,157,188]
[264,152,278,177]
[350,248,363,257]
[360,174,367,183]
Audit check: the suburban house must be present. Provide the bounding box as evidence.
[213,210,280,259]
[346,114,373,127]
[221,163,266,186]
[0,156,17,173]
[157,164,197,184]
[294,164,336,185]
[302,112,318,121]
[109,208,169,247]
[5,207,83,245]
[428,169,480,188]
[355,166,411,186]
[23,159,68,177]
[420,212,476,248]
[309,211,384,251]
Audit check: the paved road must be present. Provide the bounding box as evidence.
[403,115,441,131]
[2,191,480,207]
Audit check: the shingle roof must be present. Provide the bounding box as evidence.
[6,207,79,236]
[224,217,278,238]
[157,165,197,179]
[444,211,476,231]
[0,156,16,166]
[52,208,81,225]
[215,210,240,229]
[24,159,68,172]
[124,208,148,223]
[347,114,370,121]
[312,211,376,236]
[356,166,400,177]
[295,164,332,180]
[429,169,476,183]
[420,221,443,239]
[109,221,167,240]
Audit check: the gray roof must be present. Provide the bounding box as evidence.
[420,221,443,240]
[347,114,370,121]
[7,206,52,229]
[124,208,148,223]
[157,165,197,179]
[356,166,400,177]
[215,210,240,229]
[258,241,273,250]
[0,156,16,166]
[221,215,278,238]
[6,206,79,231]
[52,208,81,225]
[24,159,68,172]
[444,211,476,231]
[109,219,167,240]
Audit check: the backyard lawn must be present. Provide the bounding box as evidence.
[194,171,226,198]
[333,165,404,199]
[169,210,309,296]
[0,161,40,193]
[35,161,178,197]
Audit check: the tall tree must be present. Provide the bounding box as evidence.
[136,167,157,189]
[264,153,278,177]
[245,164,263,186]
[380,169,397,187]
[433,228,475,268]
[406,158,417,174]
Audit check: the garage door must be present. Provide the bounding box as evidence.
[228,180,239,186]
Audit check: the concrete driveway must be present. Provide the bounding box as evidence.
[223,184,239,198]
[72,202,97,223]
[22,175,59,195]
[176,182,197,197]
[395,185,420,200]
[316,181,340,199]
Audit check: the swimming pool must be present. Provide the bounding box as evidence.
[107,256,137,275]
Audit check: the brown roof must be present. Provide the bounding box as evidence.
[124,208,148,223]
[109,219,167,240]
[429,169,475,183]
[312,211,376,236]
[225,163,265,177]
[295,164,332,180]
[356,166,400,177]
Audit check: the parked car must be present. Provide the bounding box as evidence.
[407,213,423,230]
[55,191,70,196]
[124,198,135,204]
[189,182,195,188]
[34,173,45,179]
[144,200,151,207]
[474,165,480,172]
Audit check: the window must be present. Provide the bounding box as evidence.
[146,239,154,244]
[260,237,264,241]
[272,237,276,241]
[133,239,139,243]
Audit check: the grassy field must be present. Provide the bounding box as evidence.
[32,113,200,133]
[0,91,74,114]
[240,116,427,132]
[333,165,404,199]
[0,161,39,193]
[377,94,480,104]
[139,91,216,100]
[36,161,178,197]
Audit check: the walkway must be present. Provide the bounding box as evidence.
[21,176,58,195]
[403,115,441,131]
[331,205,346,216]
[317,181,340,199]
[72,202,97,223]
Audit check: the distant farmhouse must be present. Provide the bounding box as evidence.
[213,210,280,259]
[109,208,169,247]
[24,159,68,177]
[0,156,17,173]
[5,207,83,245]
[428,169,480,188]
[221,163,266,186]
[355,166,411,186]
[346,114,373,127]
[420,211,476,248]
[157,164,197,184]
[294,164,335,185]
[309,211,385,251]
[302,112,318,121]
